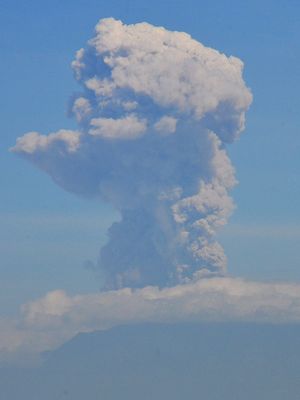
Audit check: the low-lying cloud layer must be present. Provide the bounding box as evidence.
[12,18,252,289]
[2,278,300,360]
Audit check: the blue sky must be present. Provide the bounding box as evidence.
[1,0,300,318]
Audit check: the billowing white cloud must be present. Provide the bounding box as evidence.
[85,18,252,135]
[12,130,80,154]
[89,115,147,139]
[2,278,300,359]
[72,97,92,122]
[154,116,177,134]
[12,18,252,288]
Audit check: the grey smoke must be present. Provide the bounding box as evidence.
[12,18,252,289]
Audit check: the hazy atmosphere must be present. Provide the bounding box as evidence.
[1,0,300,398]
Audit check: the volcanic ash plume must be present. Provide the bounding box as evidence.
[12,18,252,289]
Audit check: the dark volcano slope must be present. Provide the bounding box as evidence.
[1,322,300,400]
